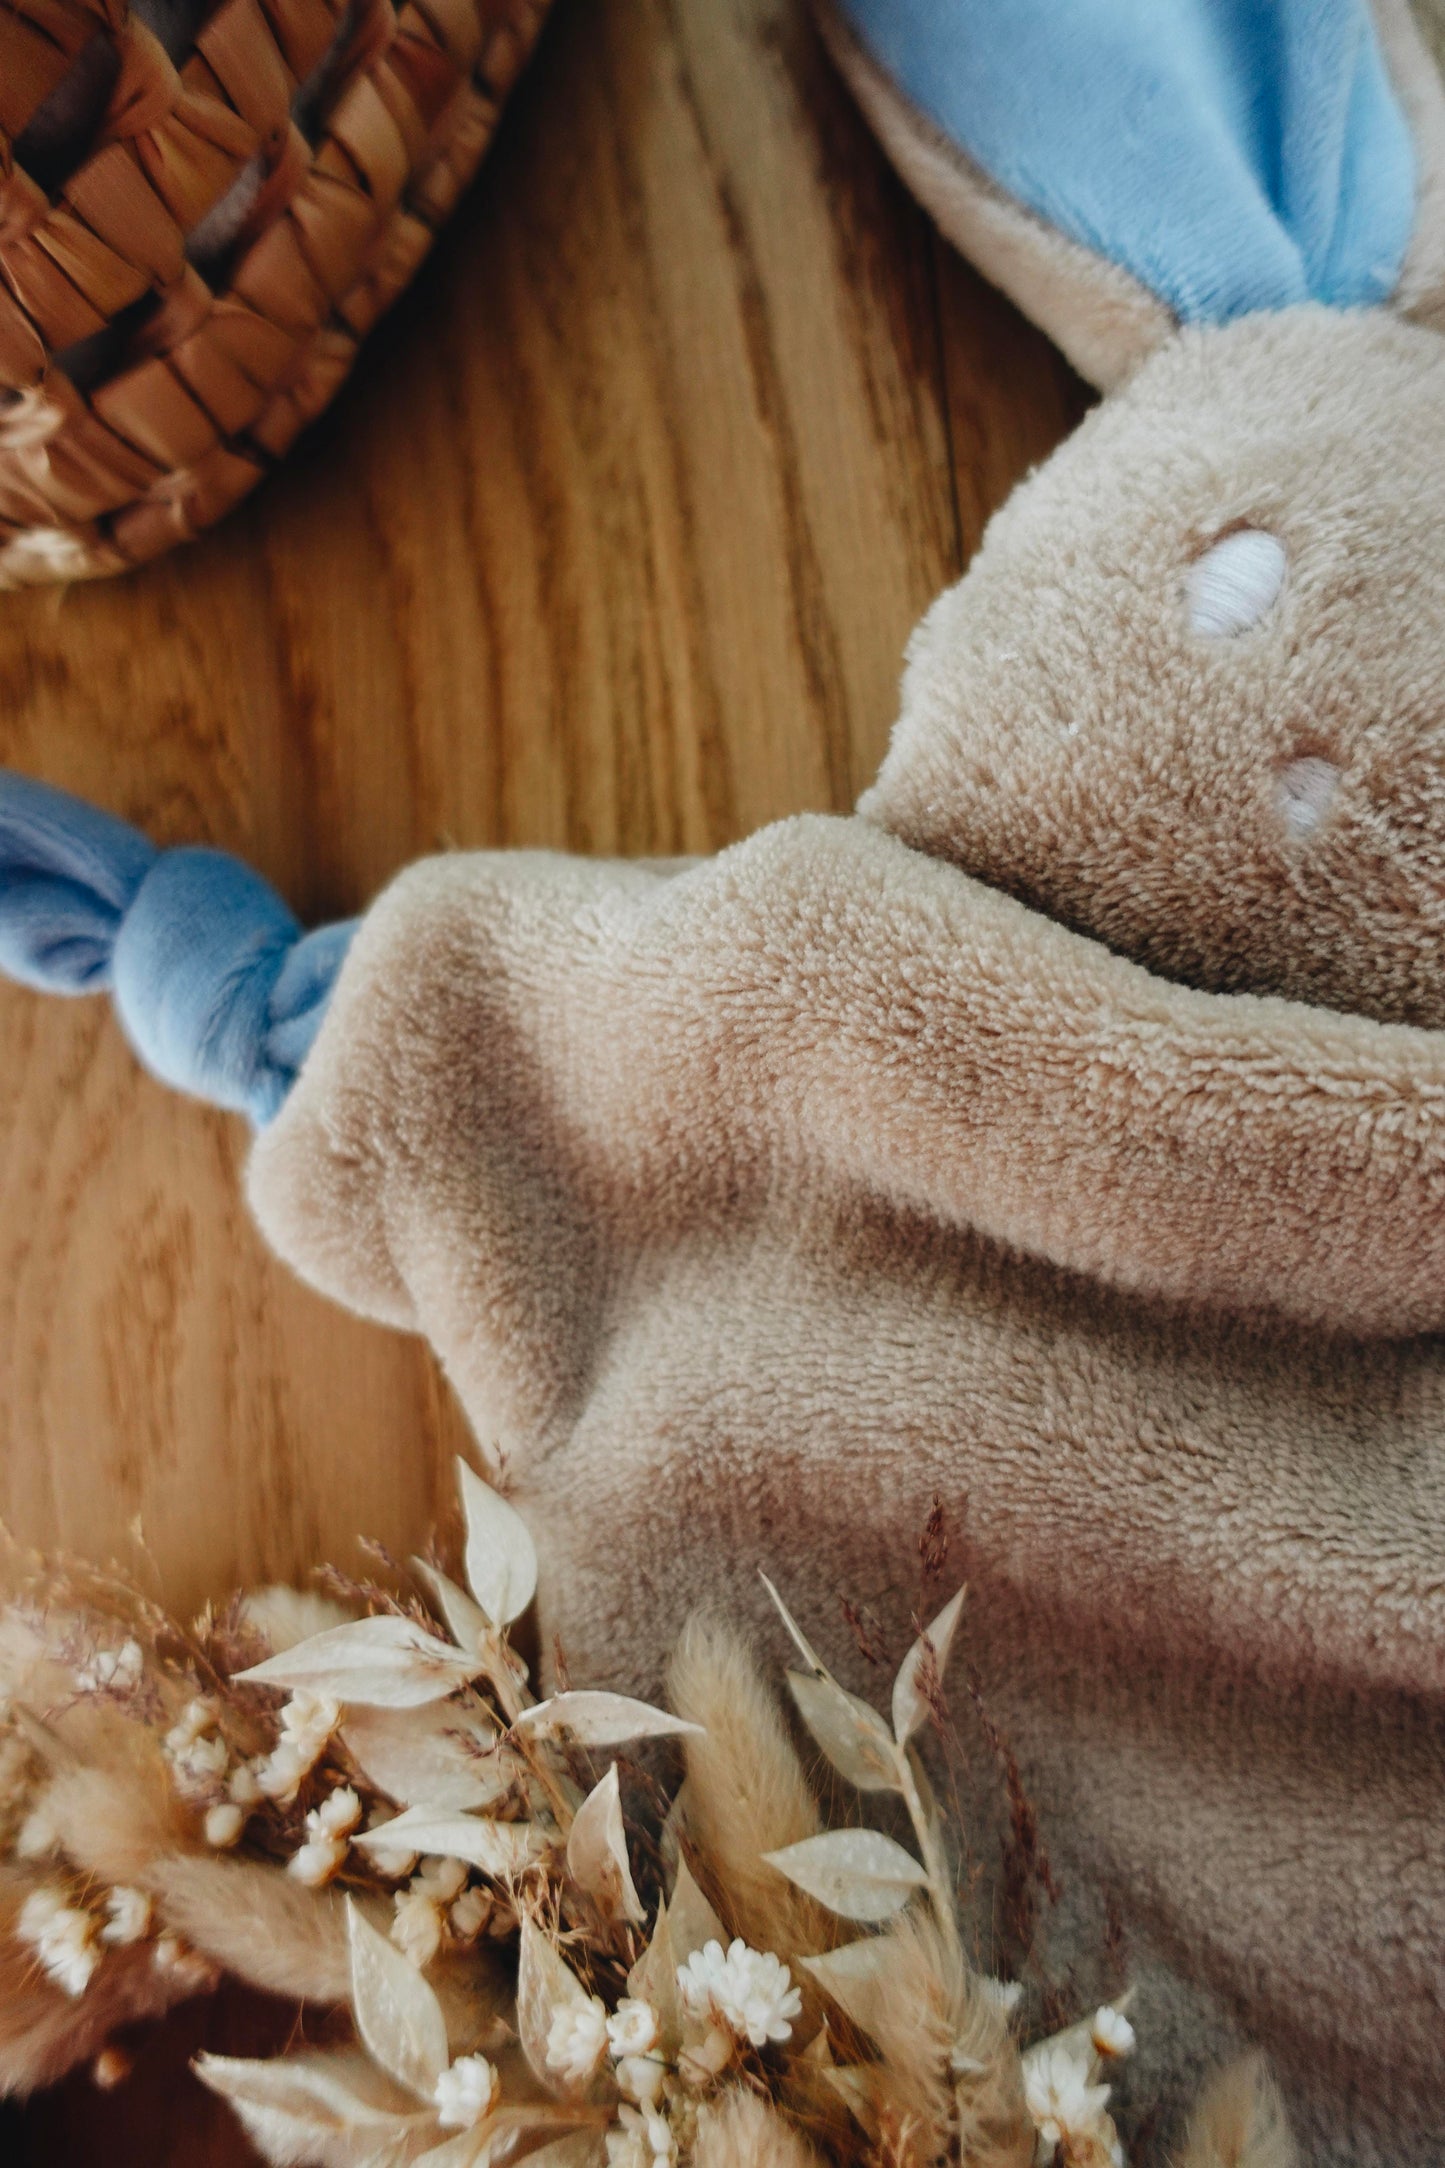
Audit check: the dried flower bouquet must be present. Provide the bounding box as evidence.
[0,1461,1294,2168]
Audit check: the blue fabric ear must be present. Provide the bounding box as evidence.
[834,0,1416,323]
[0,772,353,1126]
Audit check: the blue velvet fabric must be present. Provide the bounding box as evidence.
[834,0,1416,322]
[0,773,353,1125]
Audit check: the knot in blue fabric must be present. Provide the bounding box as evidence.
[0,772,352,1126]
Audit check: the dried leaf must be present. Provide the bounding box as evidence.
[512,2137,606,2168]
[353,1807,546,1878]
[627,1899,683,2051]
[891,1588,966,1747]
[412,2133,490,2168]
[412,1560,489,1656]
[517,1916,596,2097]
[787,1671,899,1795]
[237,1616,484,1708]
[567,1765,645,1925]
[762,1831,928,1923]
[759,1575,827,1675]
[822,2062,883,2140]
[343,1702,508,1812]
[799,1938,893,2038]
[666,1857,726,1963]
[457,1460,538,1628]
[347,1900,450,2103]
[416,2118,603,2168]
[515,1693,703,1750]
[194,2048,426,2167]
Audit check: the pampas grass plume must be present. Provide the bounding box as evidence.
[41,1726,187,1888]
[1175,2055,1297,2168]
[862,1908,1032,2168]
[693,2088,826,2168]
[667,1614,833,1960]
[146,1856,351,2003]
[0,1868,185,2096]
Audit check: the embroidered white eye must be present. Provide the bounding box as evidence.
[1185,529,1287,636]
[1276,755,1340,838]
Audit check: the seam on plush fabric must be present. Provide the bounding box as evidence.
[812,0,1175,389]
[1374,0,1445,323]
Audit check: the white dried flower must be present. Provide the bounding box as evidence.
[18,1889,99,1996]
[450,1887,493,1941]
[164,1697,219,1751]
[252,1742,305,1804]
[248,1688,341,1800]
[314,1786,362,1837]
[75,1640,144,1695]
[546,1995,609,2084]
[204,1802,245,1850]
[412,1856,468,1904]
[433,2053,500,2130]
[16,1886,66,1936]
[99,1887,152,1946]
[608,2102,674,2167]
[170,1734,229,1795]
[676,1938,802,2048]
[364,1806,417,1879]
[16,1805,58,1859]
[227,1761,261,1808]
[1090,2005,1135,2060]
[608,1998,660,2058]
[152,1935,218,1992]
[279,1689,341,1767]
[984,1977,1024,2017]
[1022,2036,1114,2160]
[288,1833,347,1888]
[616,2053,667,2107]
[392,1891,444,1968]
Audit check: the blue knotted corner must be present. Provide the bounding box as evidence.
[0,772,353,1126]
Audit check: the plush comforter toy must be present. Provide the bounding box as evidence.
[2,3,1444,2161]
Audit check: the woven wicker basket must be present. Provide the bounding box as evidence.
[0,0,552,587]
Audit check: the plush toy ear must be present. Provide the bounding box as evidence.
[819,0,1443,389]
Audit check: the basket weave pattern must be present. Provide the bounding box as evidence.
[0,0,551,586]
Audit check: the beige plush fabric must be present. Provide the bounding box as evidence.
[250,303,1445,2167]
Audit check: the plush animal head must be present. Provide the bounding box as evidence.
[835,0,1445,1026]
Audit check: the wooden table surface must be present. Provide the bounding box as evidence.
[2,0,1082,2154]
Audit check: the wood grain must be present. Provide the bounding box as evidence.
[4,0,1082,2154]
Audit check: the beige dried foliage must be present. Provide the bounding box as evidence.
[146,1855,352,2003]
[1174,2055,1297,2168]
[239,1586,355,1654]
[693,2087,828,2168]
[861,1910,1032,2168]
[41,1734,191,1890]
[668,1615,834,1960]
[40,1724,188,1888]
